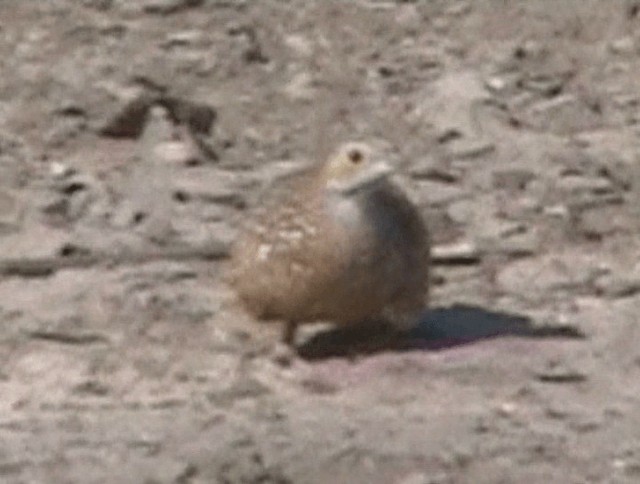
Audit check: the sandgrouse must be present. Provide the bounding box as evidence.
[228,141,430,346]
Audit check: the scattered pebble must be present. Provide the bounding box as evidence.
[142,0,203,15]
[493,169,536,191]
[596,275,640,299]
[485,76,508,93]
[610,36,636,55]
[535,361,588,384]
[98,83,160,138]
[556,175,614,194]
[431,241,481,265]
[447,138,495,160]
[496,401,518,417]
[577,206,627,240]
[524,95,602,134]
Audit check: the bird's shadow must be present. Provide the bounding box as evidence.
[296,304,586,361]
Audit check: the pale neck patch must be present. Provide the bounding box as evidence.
[326,191,364,228]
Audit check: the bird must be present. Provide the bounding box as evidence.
[227,141,430,348]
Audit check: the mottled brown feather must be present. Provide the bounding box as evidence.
[227,142,430,343]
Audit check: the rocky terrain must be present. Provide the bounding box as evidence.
[1,1,640,482]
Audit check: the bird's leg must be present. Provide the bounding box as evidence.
[270,321,298,367]
[282,320,298,346]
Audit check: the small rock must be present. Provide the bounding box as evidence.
[98,83,161,138]
[119,108,177,241]
[110,200,141,229]
[81,0,114,10]
[431,241,481,265]
[141,105,175,145]
[436,128,462,144]
[613,458,627,470]
[544,204,570,218]
[597,158,634,192]
[544,406,570,420]
[229,25,269,64]
[160,30,204,48]
[414,180,465,206]
[485,76,508,92]
[142,0,203,15]
[596,275,640,298]
[524,94,602,135]
[153,139,200,165]
[569,416,602,433]
[521,74,565,98]
[73,380,110,396]
[493,232,539,258]
[577,206,627,240]
[140,106,204,165]
[43,172,108,224]
[158,96,216,135]
[447,138,495,160]
[207,377,270,406]
[569,193,625,211]
[173,169,247,208]
[512,39,546,60]
[557,175,614,194]
[299,376,339,395]
[537,371,588,383]
[65,188,96,222]
[28,329,110,346]
[49,161,74,179]
[493,169,536,191]
[174,463,199,484]
[40,195,70,225]
[535,360,587,384]
[610,36,636,55]
[409,166,461,183]
[496,401,518,417]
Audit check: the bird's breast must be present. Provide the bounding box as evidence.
[326,195,365,231]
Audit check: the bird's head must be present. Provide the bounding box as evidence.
[322,142,393,196]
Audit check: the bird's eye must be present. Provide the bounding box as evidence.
[348,149,363,164]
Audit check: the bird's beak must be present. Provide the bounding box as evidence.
[367,161,393,180]
[338,161,393,195]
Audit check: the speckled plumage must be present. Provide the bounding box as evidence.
[228,142,430,345]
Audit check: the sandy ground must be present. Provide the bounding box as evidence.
[1,1,640,482]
